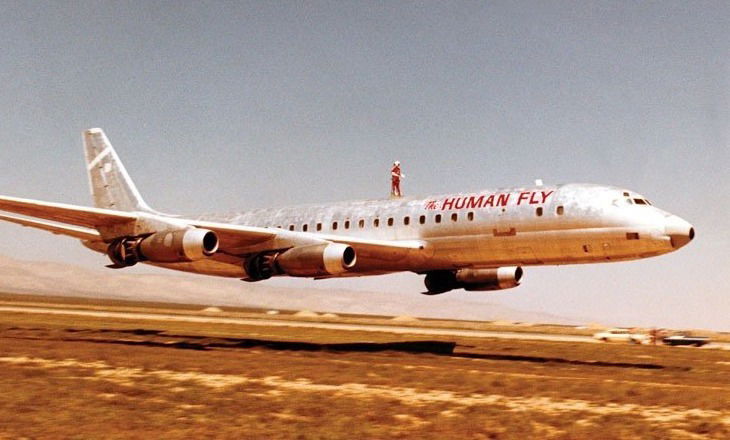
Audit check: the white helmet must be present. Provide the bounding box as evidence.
[394,160,400,166]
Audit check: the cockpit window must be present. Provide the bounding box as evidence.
[634,198,647,205]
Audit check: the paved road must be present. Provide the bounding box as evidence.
[2,305,727,349]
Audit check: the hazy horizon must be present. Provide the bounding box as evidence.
[0,2,728,330]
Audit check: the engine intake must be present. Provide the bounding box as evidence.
[423,267,523,295]
[107,228,219,267]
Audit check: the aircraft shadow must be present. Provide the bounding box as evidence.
[9,327,682,371]
[61,327,458,355]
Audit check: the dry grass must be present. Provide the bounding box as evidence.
[0,295,729,439]
[3,291,728,342]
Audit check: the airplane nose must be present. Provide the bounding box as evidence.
[665,215,695,249]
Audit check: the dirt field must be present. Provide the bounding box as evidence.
[0,295,729,439]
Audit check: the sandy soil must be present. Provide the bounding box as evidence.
[0,296,729,439]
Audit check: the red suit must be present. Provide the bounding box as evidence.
[391,163,403,197]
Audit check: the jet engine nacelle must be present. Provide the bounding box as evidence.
[277,243,357,277]
[423,267,523,294]
[107,228,219,267]
[244,243,357,281]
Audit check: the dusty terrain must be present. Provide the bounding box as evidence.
[0,294,729,439]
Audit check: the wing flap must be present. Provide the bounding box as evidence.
[0,213,102,241]
[0,196,136,229]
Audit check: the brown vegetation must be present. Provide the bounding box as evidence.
[0,295,729,439]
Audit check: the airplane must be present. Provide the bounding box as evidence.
[0,128,694,294]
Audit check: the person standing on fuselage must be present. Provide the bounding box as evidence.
[391,161,405,198]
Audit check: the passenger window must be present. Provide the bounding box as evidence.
[358,219,364,228]
[332,221,338,230]
[536,207,543,217]
[316,223,322,231]
[467,212,474,221]
[387,217,394,227]
[289,225,294,231]
[374,218,380,227]
[419,215,426,224]
[556,206,564,215]
[451,213,458,222]
[404,216,410,226]
[435,214,442,223]
[344,220,350,229]
[302,224,308,232]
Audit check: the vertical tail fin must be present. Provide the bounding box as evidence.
[83,128,154,213]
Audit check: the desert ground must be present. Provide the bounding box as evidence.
[0,293,729,439]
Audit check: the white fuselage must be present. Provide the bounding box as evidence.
[136,182,692,279]
[3,128,694,292]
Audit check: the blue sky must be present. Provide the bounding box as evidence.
[0,1,728,329]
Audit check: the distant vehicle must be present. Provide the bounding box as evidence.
[662,333,710,347]
[593,328,648,344]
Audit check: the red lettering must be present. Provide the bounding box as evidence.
[484,194,495,207]
[454,197,466,209]
[517,191,531,205]
[540,190,554,203]
[496,193,510,206]
[441,198,455,210]
[466,195,484,209]
[529,192,541,204]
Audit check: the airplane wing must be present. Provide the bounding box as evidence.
[317,233,426,261]
[190,220,425,260]
[0,196,136,229]
[190,220,278,249]
[0,213,102,241]
[0,196,425,263]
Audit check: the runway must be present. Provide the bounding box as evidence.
[3,303,728,351]
[0,305,595,343]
